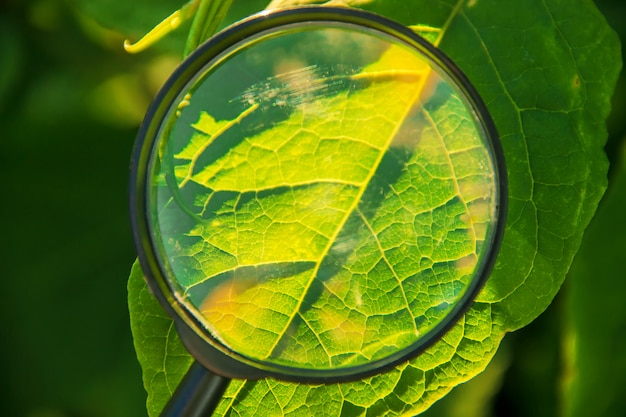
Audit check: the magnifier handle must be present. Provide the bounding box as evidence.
[160,361,230,417]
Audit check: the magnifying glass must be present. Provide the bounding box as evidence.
[130,6,507,417]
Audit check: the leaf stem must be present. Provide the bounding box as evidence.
[435,0,465,47]
[184,0,234,57]
[123,0,200,54]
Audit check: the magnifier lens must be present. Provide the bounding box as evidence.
[139,10,502,379]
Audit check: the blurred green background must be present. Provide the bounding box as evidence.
[0,1,623,416]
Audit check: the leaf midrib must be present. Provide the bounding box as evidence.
[263,73,431,361]
[261,0,468,361]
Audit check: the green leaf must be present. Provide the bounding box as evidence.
[128,262,194,415]
[128,0,621,416]
[563,143,626,417]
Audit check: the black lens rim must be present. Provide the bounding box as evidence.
[130,5,508,383]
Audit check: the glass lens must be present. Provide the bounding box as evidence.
[146,20,500,373]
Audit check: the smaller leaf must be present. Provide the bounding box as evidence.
[128,262,193,416]
[563,144,626,417]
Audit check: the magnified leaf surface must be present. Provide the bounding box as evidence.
[153,41,497,371]
[128,0,621,415]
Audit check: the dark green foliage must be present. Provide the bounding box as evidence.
[0,0,623,416]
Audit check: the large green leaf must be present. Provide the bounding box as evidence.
[128,0,621,415]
